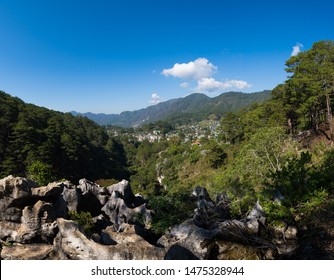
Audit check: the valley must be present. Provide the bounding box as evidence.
[1,41,334,260]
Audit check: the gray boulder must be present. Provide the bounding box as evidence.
[158,219,216,259]
[0,175,37,222]
[0,200,58,243]
[53,218,164,260]
[62,184,81,212]
[107,179,135,203]
[102,190,153,231]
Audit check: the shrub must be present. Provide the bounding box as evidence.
[68,211,95,236]
[27,160,55,186]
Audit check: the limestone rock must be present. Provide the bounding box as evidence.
[284,226,298,240]
[78,178,110,208]
[0,200,58,243]
[102,190,153,231]
[31,182,64,198]
[101,224,146,245]
[107,180,134,202]
[20,200,58,243]
[52,218,110,259]
[0,176,299,260]
[0,221,21,241]
[0,175,37,222]
[62,184,81,212]
[53,218,164,260]
[0,175,37,200]
[191,186,231,228]
[1,243,53,260]
[158,219,216,260]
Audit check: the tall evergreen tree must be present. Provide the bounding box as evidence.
[279,40,334,138]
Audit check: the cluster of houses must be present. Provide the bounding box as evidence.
[107,120,221,144]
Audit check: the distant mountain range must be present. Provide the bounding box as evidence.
[71,90,272,127]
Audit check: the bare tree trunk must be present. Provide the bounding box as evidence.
[287,118,293,135]
[326,93,334,140]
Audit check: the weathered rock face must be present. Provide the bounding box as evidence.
[102,192,153,232]
[0,176,298,260]
[1,243,54,260]
[52,218,110,260]
[0,176,60,244]
[52,218,165,260]
[107,179,135,203]
[159,219,216,260]
[159,186,282,260]
[0,175,161,260]
[0,175,37,222]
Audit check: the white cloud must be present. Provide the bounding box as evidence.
[162,57,252,94]
[161,58,217,80]
[196,77,251,93]
[149,93,162,105]
[291,43,304,56]
[180,82,189,88]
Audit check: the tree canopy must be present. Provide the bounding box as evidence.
[0,90,128,183]
[274,40,334,137]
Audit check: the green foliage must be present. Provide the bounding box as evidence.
[95,178,119,187]
[68,211,95,236]
[217,127,297,192]
[261,201,294,226]
[148,189,195,235]
[262,149,332,225]
[211,126,301,218]
[220,112,244,144]
[274,40,334,135]
[225,179,257,218]
[220,99,287,144]
[27,160,55,186]
[205,141,227,169]
[266,152,314,207]
[318,149,334,190]
[0,91,128,182]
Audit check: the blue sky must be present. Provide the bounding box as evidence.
[1,0,333,114]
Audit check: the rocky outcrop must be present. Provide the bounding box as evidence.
[0,175,160,260]
[0,176,297,260]
[52,218,165,260]
[0,176,59,243]
[1,243,53,260]
[159,219,216,259]
[0,175,37,222]
[159,189,274,260]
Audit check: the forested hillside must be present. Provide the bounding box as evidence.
[72,90,271,127]
[0,91,128,183]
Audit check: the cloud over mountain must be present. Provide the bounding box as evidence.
[149,93,163,105]
[162,57,252,94]
[161,58,217,80]
[196,78,251,93]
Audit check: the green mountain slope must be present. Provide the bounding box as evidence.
[72,91,271,127]
[0,90,127,182]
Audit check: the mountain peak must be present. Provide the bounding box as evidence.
[72,91,271,127]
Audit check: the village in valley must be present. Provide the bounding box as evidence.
[107,119,222,144]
